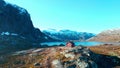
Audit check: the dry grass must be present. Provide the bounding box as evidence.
[1,44,120,68]
[0,47,76,68]
[88,44,120,57]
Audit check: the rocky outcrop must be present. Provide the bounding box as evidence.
[52,46,98,68]
[0,0,54,43]
[0,45,120,68]
[88,29,120,42]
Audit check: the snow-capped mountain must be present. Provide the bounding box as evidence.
[88,28,120,42]
[100,28,120,35]
[42,29,95,41]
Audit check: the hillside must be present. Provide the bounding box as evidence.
[88,29,120,42]
[0,0,55,43]
[43,29,95,41]
[0,45,120,68]
[0,0,55,55]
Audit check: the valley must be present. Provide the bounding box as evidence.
[0,0,120,68]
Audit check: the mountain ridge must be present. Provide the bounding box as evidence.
[0,0,55,43]
[42,29,95,41]
[88,28,120,42]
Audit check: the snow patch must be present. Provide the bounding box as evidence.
[44,36,48,39]
[11,33,18,36]
[21,36,26,39]
[19,8,26,14]
[10,4,26,14]
[1,32,19,36]
[1,32,4,35]
[4,32,10,35]
[32,49,42,53]
[101,28,120,35]
[1,32,10,35]
[43,29,59,34]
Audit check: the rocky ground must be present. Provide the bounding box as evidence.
[0,45,120,68]
[89,44,120,57]
[89,44,120,68]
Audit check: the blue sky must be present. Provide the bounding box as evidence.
[5,0,120,33]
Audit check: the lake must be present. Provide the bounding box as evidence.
[41,41,104,46]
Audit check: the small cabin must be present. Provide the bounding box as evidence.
[66,41,75,47]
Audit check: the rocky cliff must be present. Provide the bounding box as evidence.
[0,0,56,55]
[0,0,54,43]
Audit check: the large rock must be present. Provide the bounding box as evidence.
[0,0,54,43]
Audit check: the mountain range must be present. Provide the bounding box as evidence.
[42,29,95,41]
